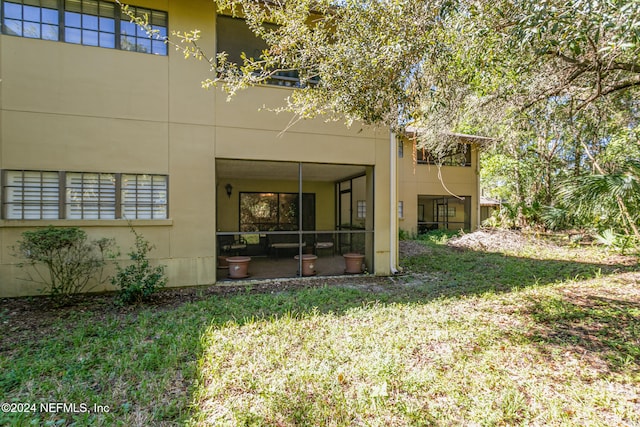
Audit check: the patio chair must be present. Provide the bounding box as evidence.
[218,235,247,257]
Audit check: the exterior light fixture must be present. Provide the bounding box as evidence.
[225,183,233,198]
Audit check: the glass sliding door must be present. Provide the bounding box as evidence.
[418,195,471,233]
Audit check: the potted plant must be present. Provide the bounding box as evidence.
[343,253,365,274]
[226,256,251,279]
[294,254,317,276]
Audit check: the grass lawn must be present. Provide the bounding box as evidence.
[1,231,639,426]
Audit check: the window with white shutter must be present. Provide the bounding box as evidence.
[2,170,168,220]
[3,170,60,219]
[121,174,167,219]
[66,172,116,219]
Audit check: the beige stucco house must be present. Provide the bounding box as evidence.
[0,0,485,298]
[397,130,490,237]
[0,0,400,297]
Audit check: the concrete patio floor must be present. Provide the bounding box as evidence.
[216,254,359,282]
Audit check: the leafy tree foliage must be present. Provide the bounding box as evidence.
[190,0,638,137]
[121,0,640,236]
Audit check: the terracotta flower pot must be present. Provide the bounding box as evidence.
[226,256,251,279]
[295,254,317,276]
[217,255,229,268]
[343,253,365,274]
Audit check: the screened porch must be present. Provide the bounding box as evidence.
[417,195,472,233]
[215,159,375,280]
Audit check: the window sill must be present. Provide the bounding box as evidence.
[0,219,173,227]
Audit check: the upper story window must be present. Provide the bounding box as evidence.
[2,0,59,40]
[1,0,167,55]
[417,145,472,167]
[216,15,313,88]
[118,4,167,54]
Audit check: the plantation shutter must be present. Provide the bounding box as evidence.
[121,174,167,219]
[5,171,59,219]
[66,172,116,219]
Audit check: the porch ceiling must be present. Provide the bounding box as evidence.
[216,159,367,182]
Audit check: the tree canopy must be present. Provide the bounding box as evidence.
[197,0,640,142]
[147,0,640,237]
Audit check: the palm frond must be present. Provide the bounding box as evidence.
[557,158,640,233]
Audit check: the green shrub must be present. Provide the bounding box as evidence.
[111,228,167,304]
[13,226,113,303]
[398,228,412,240]
[595,229,639,255]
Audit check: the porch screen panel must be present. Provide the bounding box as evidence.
[464,197,472,230]
[216,15,269,65]
[417,145,471,167]
[279,194,298,229]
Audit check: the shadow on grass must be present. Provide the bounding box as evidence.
[521,293,640,372]
[399,242,636,298]
[2,241,639,425]
[399,242,639,373]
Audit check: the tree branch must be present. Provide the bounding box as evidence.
[610,61,640,73]
[575,74,640,111]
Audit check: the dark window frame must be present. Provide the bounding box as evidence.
[239,191,315,232]
[216,14,318,88]
[0,0,168,55]
[416,145,472,167]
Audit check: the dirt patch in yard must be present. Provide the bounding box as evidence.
[447,228,639,266]
[447,228,555,252]
[399,239,432,257]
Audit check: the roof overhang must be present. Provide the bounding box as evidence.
[403,127,496,146]
[216,159,367,182]
[480,196,502,206]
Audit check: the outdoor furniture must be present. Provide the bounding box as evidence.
[314,233,335,256]
[268,234,306,257]
[218,235,247,258]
